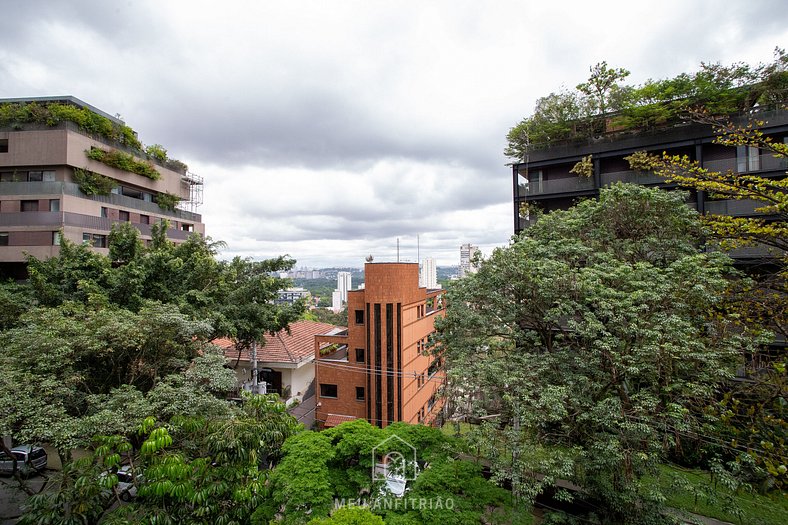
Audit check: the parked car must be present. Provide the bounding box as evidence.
[100,465,139,502]
[0,445,48,477]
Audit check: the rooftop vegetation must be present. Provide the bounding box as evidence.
[0,100,188,174]
[505,47,788,159]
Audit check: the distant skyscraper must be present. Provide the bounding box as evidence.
[420,257,437,289]
[331,290,342,313]
[459,243,480,278]
[337,271,352,302]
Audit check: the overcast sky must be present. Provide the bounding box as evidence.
[2,1,786,267]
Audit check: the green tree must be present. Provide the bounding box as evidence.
[654,116,788,488]
[575,61,631,117]
[435,184,756,523]
[308,506,385,525]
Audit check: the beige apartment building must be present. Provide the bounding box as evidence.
[0,96,204,278]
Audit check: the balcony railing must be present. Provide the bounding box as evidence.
[601,169,666,186]
[702,154,787,174]
[0,211,193,240]
[704,199,770,216]
[0,181,201,221]
[520,176,594,196]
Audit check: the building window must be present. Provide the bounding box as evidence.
[0,232,8,246]
[119,210,130,222]
[43,170,55,181]
[355,309,364,324]
[355,387,365,401]
[140,214,150,225]
[0,172,14,182]
[181,223,193,232]
[49,199,60,212]
[0,139,8,153]
[83,233,107,248]
[319,384,338,398]
[21,200,39,212]
[27,171,43,182]
[100,207,108,218]
[355,348,365,362]
[52,232,61,246]
[737,145,761,172]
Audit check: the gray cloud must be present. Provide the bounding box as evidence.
[2,0,786,266]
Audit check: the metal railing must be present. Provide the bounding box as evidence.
[601,169,666,186]
[702,154,787,174]
[520,177,595,196]
[704,199,770,216]
[0,181,201,221]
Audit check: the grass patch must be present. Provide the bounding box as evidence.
[648,465,787,525]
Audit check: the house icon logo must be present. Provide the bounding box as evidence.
[371,434,418,481]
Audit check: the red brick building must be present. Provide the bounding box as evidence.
[314,262,445,428]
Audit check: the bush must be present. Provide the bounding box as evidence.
[72,168,116,196]
[86,147,160,180]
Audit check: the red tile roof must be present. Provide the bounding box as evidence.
[217,320,343,365]
[323,414,358,428]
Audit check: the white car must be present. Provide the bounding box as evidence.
[0,445,47,477]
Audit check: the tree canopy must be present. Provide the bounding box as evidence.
[435,184,758,523]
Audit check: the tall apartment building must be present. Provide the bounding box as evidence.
[337,271,352,303]
[0,96,204,278]
[459,243,479,278]
[314,262,445,428]
[512,107,788,266]
[419,257,437,289]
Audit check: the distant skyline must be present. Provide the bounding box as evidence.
[2,1,786,266]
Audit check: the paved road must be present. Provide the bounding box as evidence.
[0,472,50,524]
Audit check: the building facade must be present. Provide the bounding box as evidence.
[419,257,437,289]
[0,96,204,278]
[314,262,445,428]
[512,107,788,265]
[337,271,352,302]
[459,243,479,277]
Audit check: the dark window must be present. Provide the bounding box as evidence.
[355,348,365,362]
[0,139,8,153]
[355,387,365,401]
[121,187,143,200]
[140,214,150,225]
[355,309,364,324]
[428,358,441,378]
[0,172,14,182]
[43,170,55,181]
[100,207,108,218]
[21,200,38,212]
[93,234,107,248]
[320,384,338,398]
[737,145,760,172]
[27,171,43,182]
[119,210,130,222]
[83,233,91,243]
[49,199,60,212]
[0,232,8,246]
[181,224,193,232]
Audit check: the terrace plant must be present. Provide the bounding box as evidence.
[86,147,161,180]
[72,167,116,196]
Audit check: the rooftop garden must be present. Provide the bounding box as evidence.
[506,47,788,160]
[0,99,189,174]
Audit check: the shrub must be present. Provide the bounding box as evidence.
[85,147,160,180]
[155,192,180,211]
[72,168,116,196]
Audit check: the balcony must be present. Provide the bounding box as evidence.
[519,176,595,196]
[0,181,201,222]
[601,169,666,186]
[702,154,787,174]
[0,211,193,241]
[704,199,771,216]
